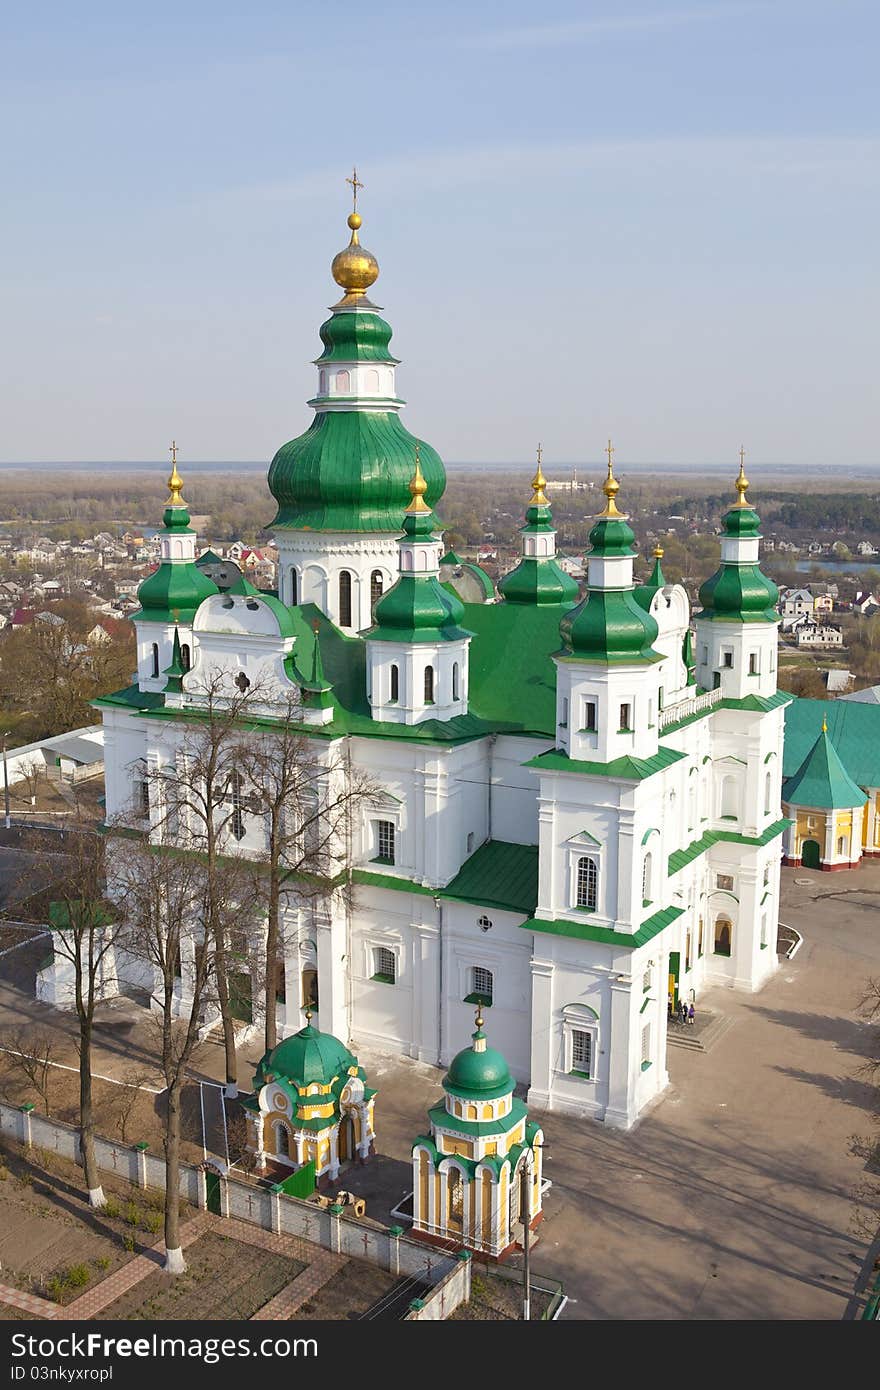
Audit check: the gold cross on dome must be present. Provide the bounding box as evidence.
[536,442,543,467]
[605,438,615,470]
[346,166,364,213]
[169,440,178,468]
[739,444,746,470]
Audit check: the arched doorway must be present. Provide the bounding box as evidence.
[276,1123,290,1159]
[338,1113,357,1162]
[714,917,732,957]
[447,1168,463,1234]
[801,839,821,869]
[301,968,318,1011]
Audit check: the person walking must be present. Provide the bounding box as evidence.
[687,1002,695,1026]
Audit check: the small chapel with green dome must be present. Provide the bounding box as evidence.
[242,1014,377,1181]
[90,185,789,1133]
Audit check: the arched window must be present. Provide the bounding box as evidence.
[365,368,380,393]
[452,662,460,700]
[764,771,772,816]
[318,369,327,393]
[335,369,350,393]
[370,570,384,608]
[276,1123,290,1158]
[180,643,191,673]
[424,665,435,704]
[642,852,653,905]
[290,569,298,606]
[390,664,399,702]
[150,643,159,679]
[720,776,738,819]
[339,571,352,628]
[300,787,319,855]
[576,856,598,911]
[685,929,692,971]
[714,917,732,957]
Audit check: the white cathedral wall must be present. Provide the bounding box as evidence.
[274,531,399,632]
[441,902,533,1079]
[489,735,550,845]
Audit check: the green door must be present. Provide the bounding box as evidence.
[205,1169,221,1214]
[801,839,821,869]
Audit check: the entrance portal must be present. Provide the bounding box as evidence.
[801,838,821,869]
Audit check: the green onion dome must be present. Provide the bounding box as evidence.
[498,483,579,607]
[256,1022,357,1089]
[633,546,667,613]
[136,505,219,625]
[268,410,446,532]
[369,507,471,643]
[314,310,399,365]
[697,505,779,623]
[558,513,660,663]
[443,1021,514,1101]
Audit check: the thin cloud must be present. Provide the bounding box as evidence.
[228,136,880,207]
[465,3,768,50]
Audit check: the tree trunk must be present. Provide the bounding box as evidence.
[79,1022,105,1208]
[212,931,238,1097]
[163,1080,186,1274]
[263,858,281,1054]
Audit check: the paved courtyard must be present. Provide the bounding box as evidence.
[1,857,879,1319]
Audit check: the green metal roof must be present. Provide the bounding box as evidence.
[784,697,880,789]
[439,840,539,915]
[267,410,445,532]
[313,310,400,366]
[667,817,790,875]
[527,903,683,949]
[782,728,867,810]
[428,1100,526,1135]
[443,1029,515,1100]
[254,1022,357,1089]
[527,746,687,782]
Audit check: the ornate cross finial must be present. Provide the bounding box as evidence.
[167,440,185,506]
[346,166,364,214]
[734,444,750,507]
[305,1006,313,1025]
[475,1005,484,1031]
[530,441,549,506]
[822,711,828,734]
[598,437,624,518]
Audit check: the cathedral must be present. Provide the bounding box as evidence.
[92,196,788,1131]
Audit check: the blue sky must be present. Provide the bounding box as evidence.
[1,0,878,471]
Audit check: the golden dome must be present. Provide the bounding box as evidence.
[331,211,379,301]
[652,544,664,559]
[734,445,750,508]
[405,445,431,514]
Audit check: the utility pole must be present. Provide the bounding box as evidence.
[521,1156,531,1321]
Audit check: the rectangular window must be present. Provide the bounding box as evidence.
[749,652,759,675]
[134,780,150,820]
[466,832,475,854]
[700,645,708,664]
[372,946,396,984]
[716,873,734,891]
[559,696,568,727]
[570,1029,592,1078]
[641,1023,652,1071]
[584,699,597,732]
[722,651,734,669]
[619,702,631,732]
[374,820,395,865]
[230,770,245,841]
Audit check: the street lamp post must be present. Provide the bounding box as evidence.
[521,1155,531,1321]
[2,732,11,831]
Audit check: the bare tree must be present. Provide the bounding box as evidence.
[6,1028,56,1115]
[238,700,380,1053]
[17,823,123,1206]
[112,835,216,1274]
[111,1069,152,1146]
[138,669,264,1097]
[850,976,880,1240]
[16,757,44,809]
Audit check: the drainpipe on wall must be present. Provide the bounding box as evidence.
[433,894,444,1067]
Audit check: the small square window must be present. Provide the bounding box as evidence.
[722,651,734,669]
[372,946,396,984]
[619,702,631,732]
[716,873,734,891]
[465,965,493,1006]
[749,652,759,675]
[584,700,597,733]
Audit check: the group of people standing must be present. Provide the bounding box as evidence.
[669,998,695,1026]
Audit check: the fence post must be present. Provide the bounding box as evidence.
[329,1203,343,1253]
[196,1168,207,1210]
[134,1142,149,1190]
[219,1175,230,1219]
[388,1225,403,1275]
[272,1190,282,1235]
[18,1103,34,1148]
[457,1247,472,1306]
